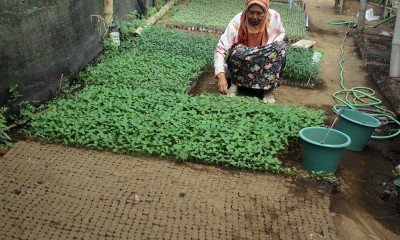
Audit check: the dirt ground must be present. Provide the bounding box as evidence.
[1,0,400,239]
[187,0,400,239]
[1,141,339,239]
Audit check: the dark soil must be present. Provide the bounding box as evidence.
[353,32,392,64]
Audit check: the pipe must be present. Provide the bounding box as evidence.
[357,0,367,33]
[390,0,400,77]
[104,0,113,27]
[371,15,396,28]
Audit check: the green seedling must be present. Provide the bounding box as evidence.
[27,25,325,173]
[8,84,21,101]
[170,0,307,39]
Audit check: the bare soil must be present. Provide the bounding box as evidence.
[1,141,338,239]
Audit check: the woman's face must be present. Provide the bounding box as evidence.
[246,4,265,26]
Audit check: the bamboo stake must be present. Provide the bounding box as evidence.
[104,0,113,27]
[358,0,367,33]
[135,0,177,35]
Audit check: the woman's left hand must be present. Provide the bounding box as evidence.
[217,73,228,94]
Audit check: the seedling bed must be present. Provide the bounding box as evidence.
[353,33,391,64]
[165,23,302,43]
[281,46,321,88]
[166,0,307,41]
[27,25,325,173]
[280,79,316,89]
[166,23,224,35]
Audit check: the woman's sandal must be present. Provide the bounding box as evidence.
[227,87,238,97]
[263,92,276,104]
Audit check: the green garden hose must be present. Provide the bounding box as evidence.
[327,21,400,139]
[325,19,357,26]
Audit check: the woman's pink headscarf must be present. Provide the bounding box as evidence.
[237,0,270,47]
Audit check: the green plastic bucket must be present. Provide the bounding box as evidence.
[336,109,380,151]
[299,127,351,174]
[395,179,400,199]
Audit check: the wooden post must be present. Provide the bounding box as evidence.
[358,0,367,33]
[390,0,400,77]
[362,39,369,67]
[383,0,389,18]
[340,0,344,15]
[104,0,113,27]
[135,0,177,35]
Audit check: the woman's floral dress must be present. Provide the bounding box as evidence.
[228,42,286,90]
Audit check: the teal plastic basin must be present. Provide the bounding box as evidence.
[299,127,351,174]
[336,109,380,151]
[395,179,400,199]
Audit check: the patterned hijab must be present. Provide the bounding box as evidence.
[238,0,270,47]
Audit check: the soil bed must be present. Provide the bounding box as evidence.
[0,141,338,239]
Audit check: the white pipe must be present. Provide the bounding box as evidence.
[104,0,113,27]
[389,0,400,77]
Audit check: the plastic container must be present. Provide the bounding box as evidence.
[312,50,324,64]
[109,31,120,46]
[395,179,400,199]
[299,127,351,174]
[336,109,380,151]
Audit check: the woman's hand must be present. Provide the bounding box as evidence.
[217,73,228,94]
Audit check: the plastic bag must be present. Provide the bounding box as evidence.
[365,8,379,21]
[312,50,324,64]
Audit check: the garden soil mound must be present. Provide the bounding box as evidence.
[1,141,336,239]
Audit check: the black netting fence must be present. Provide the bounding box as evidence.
[0,0,152,108]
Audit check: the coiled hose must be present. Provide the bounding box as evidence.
[326,21,400,139]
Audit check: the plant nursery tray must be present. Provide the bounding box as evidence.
[292,39,316,49]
